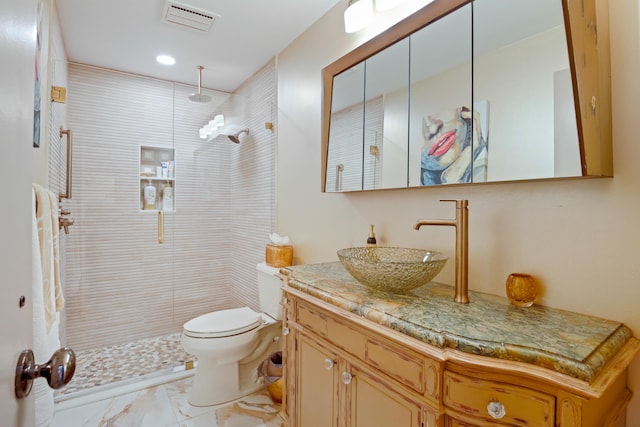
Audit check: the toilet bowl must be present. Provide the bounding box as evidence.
[181,263,283,407]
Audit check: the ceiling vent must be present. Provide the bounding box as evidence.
[162,0,219,32]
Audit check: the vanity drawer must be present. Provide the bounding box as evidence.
[327,317,367,360]
[365,338,425,394]
[443,371,554,426]
[296,303,328,337]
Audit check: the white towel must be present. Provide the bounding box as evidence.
[32,187,61,427]
[32,183,64,331]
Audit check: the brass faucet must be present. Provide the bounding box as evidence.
[414,200,469,304]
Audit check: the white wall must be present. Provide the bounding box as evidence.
[276,0,640,422]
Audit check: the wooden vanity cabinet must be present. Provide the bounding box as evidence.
[281,286,637,427]
[282,291,435,427]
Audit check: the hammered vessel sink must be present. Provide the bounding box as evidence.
[337,247,448,293]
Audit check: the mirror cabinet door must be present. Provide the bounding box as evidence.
[326,64,365,192]
[364,38,410,190]
[473,0,580,182]
[408,4,473,187]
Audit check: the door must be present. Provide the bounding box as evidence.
[347,363,422,427]
[0,0,38,424]
[296,333,340,427]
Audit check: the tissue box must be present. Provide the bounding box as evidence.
[266,244,293,268]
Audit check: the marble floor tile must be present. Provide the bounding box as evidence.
[165,377,215,422]
[52,384,178,427]
[215,392,283,427]
[52,376,282,427]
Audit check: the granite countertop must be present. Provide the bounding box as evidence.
[283,262,633,383]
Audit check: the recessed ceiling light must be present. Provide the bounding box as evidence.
[156,55,176,65]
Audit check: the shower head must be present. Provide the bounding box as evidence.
[189,65,212,103]
[220,127,249,144]
[227,128,249,144]
[189,93,211,103]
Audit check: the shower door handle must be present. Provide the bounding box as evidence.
[158,209,164,244]
[58,127,72,201]
[15,347,76,398]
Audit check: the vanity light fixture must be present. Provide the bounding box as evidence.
[344,0,374,33]
[346,0,436,33]
[374,0,402,12]
[156,55,176,65]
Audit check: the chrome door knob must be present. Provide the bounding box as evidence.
[15,347,76,398]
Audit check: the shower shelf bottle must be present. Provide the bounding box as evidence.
[162,183,174,211]
[143,180,157,210]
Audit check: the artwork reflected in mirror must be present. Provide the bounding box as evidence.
[420,102,488,185]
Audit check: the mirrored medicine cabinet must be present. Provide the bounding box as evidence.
[321,0,612,192]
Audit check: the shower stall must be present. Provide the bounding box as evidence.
[48,61,277,399]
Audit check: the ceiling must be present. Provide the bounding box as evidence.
[55,0,342,93]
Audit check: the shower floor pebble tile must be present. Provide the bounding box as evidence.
[58,333,196,397]
[52,376,283,427]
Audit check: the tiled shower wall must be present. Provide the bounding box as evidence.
[325,96,383,191]
[228,63,277,310]
[63,61,275,351]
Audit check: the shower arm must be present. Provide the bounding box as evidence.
[196,65,203,95]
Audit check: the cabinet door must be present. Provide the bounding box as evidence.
[296,334,340,427]
[347,364,422,427]
[443,416,476,427]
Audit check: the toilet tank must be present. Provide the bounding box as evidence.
[257,263,283,320]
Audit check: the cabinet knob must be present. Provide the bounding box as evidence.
[282,327,290,336]
[487,400,506,419]
[341,371,353,385]
[324,358,335,370]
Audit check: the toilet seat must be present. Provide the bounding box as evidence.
[183,307,263,338]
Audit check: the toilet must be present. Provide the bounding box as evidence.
[181,263,283,407]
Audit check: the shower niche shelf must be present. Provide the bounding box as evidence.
[139,145,175,212]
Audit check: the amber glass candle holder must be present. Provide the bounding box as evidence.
[505,273,537,307]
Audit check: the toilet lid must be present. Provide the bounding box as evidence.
[183,307,263,338]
